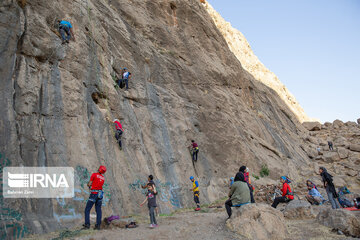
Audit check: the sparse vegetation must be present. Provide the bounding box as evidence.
[259,164,270,177]
[252,174,260,180]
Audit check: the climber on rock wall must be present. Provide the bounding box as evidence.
[190,176,201,211]
[188,140,199,161]
[122,68,132,90]
[57,20,75,44]
[113,119,124,150]
[83,165,106,230]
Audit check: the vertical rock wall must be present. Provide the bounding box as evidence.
[0,0,310,237]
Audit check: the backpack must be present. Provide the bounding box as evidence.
[338,187,351,195]
[338,196,353,208]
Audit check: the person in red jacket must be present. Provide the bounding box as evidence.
[113,119,124,150]
[83,165,106,230]
[271,176,294,208]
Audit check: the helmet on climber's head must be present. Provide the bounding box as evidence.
[98,165,107,174]
[113,119,119,123]
[190,176,194,181]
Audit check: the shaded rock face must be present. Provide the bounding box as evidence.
[0,0,312,237]
[302,121,321,131]
[317,208,360,237]
[226,203,288,240]
[283,200,315,219]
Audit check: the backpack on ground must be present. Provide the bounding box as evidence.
[338,196,354,208]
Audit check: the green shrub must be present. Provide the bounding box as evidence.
[252,174,260,180]
[259,164,269,177]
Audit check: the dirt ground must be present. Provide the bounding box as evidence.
[27,206,357,240]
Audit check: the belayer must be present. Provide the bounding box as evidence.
[189,176,201,211]
[57,20,75,44]
[83,165,106,230]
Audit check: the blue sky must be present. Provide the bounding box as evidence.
[207,0,360,123]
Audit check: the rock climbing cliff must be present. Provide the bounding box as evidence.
[0,0,330,238]
[204,2,310,123]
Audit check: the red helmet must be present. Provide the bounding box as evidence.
[98,165,107,174]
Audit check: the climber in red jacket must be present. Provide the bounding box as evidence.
[271,176,294,208]
[113,119,124,150]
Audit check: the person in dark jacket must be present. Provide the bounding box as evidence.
[319,167,340,209]
[238,166,255,203]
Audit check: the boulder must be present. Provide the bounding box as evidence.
[357,118,360,125]
[337,147,349,159]
[333,136,349,148]
[283,200,316,219]
[333,119,344,128]
[345,121,357,127]
[323,152,340,162]
[302,122,321,131]
[317,208,360,237]
[226,203,288,240]
[349,144,360,152]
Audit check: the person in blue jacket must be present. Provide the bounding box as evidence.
[58,20,76,44]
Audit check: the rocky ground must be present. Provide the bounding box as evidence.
[25,203,358,240]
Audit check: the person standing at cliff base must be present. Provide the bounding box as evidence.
[83,165,106,230]
[271,176,294,208]
[319,167,340,209]
[140,183,158,228]
[113,119,124,150]
[58,20,75,44]
[190,176,201,211]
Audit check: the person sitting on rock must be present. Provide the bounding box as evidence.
[188,140,199,161]
[189,176,201,211]
[113,119,124,150]
[305,181,324,205]
[57,20,75,44]
[225,172,251,218]
[328,141,333,151]
[319,167,340,209]
[271,176,294,208]
[238,166,255,203]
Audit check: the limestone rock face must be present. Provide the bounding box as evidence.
[317,208,360,237]
[226,203,288,240]
[283,200,316,219]
[0,0,314,236]
[204,2,310,123]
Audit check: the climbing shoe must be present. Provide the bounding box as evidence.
[195,207,201,211]
[94,224,100,230]
[82,224,90,229]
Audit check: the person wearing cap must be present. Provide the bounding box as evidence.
[84,166,106,230]
[189,176,200,211]
[271,176,294,208]
[113,119,124,150]
[122,68,132,90]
